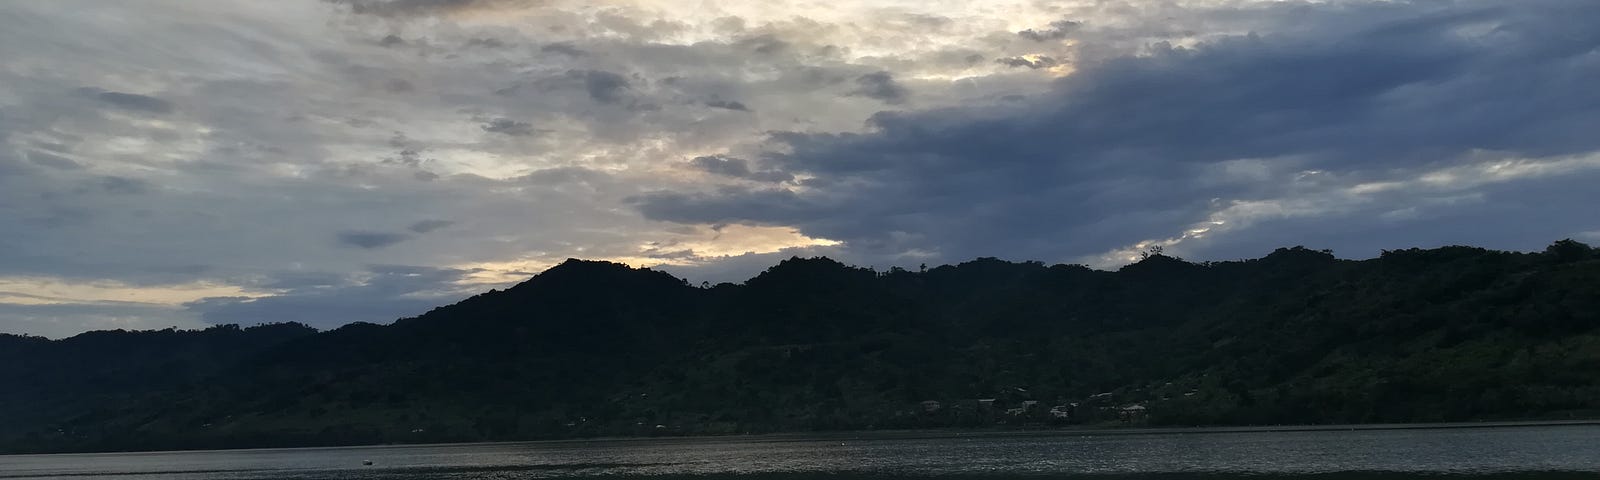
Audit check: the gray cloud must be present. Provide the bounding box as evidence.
[631,187,826,226]
[704,99,750,111]
[98,176,149,195]
[465,37,506,49]
[326,0,537,18]
[408,219,455,233]
[479,117,538,136]
[5,0,1599,339]
[186,265,472,329]
[733,34,789,56]
[1018,19,1081,42]
[581,70,631,104]
[384,78,415,93]
[540,42,583,56]
[336,231,411,249]
[26,151,80,170]
[634,1,1600,265]
[83,89,174,114]
[688,155,793,183]
[996,55,1058,69]
[851,72,907,104]
[0,302,206,340]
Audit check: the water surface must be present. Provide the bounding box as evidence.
[4,424,1598,479]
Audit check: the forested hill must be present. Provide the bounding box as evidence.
[4,240,1600,454]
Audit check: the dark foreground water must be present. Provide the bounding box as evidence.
[4,425,1600,480]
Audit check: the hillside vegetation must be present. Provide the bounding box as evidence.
[3,240,1598,453]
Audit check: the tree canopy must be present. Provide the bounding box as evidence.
[4,241,1599,453]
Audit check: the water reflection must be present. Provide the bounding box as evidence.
[3,425,1599,479]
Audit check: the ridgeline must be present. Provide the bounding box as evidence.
[3,240,1599,453]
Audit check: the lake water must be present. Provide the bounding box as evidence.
[3,425,1599,480]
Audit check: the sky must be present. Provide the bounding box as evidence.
[2,0,1598,338]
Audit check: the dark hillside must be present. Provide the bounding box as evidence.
[4,242,1599,453]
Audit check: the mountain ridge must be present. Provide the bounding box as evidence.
[3,240,1599,453]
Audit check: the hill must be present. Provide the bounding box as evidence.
[3,240,1599,453]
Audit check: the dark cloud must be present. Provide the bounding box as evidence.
[408,219,455,233]
[383,132,430,168]
[996,56,1058,69]
[379,34,406,47]
[851,72,907,104]
[687,155,793,183]
[632,1,1600,265]
[479,117,538,136]
[1019,19,1081,42]
[704,99,750,111]
[336,231,411,249]
[689,155,752,177]
[540,43,583,57]
[82,89,174,114]
[326,0,537,18]
[580,70,631,104]
[630,187,826,226]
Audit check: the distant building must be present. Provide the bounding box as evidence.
[1049,405,1073,419]
[921,400,943,413]
[1119,404,1147,423]
[1021,400,1040,413]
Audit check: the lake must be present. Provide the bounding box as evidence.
[3,425,1599,479]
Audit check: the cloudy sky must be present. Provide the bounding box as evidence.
[2,0,1597,338]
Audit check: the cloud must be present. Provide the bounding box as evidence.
[82,89,174,114]
[408,219,455,233]
[384,78,415,92]
[851,72,907,104]
[632,0,1600,266]
[26,151,80,170]
[4,0,1599,338]
[479,117,538,136]
[1018,19,1081,42]
[996,55,1058,69]
[336,231,412,249]
[325,0,538,18]
[540,43,583,56]
[687,155,793,183]
[0,302,207,339]
[98,176,149,195]
[704,99,750,111]
[580,70,632,104]
[465,37,506,49]
[631,187,825,226]
[186,265,473,329]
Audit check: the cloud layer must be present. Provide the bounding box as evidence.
[1,0,1597,337]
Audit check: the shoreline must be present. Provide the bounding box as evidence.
[9,418,1598,457]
